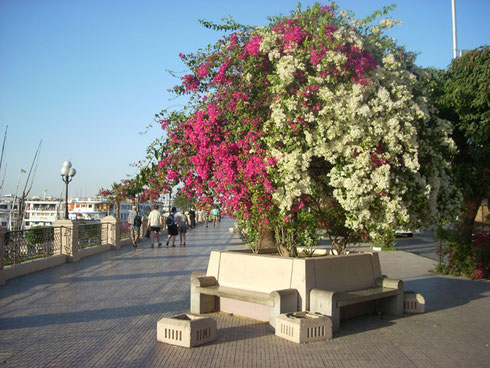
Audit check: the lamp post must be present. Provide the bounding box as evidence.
[452,0,458,59]
[61,161,76,220]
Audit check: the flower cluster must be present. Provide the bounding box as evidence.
[437,229,489,279]
[98,178,141,203]
[147,3,460,251]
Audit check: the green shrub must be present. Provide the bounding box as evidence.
[372,228,396,249]
[437,227,489,279]
[26,226,54,245]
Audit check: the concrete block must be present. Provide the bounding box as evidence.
[269,289,299,330]
[309,288,340,332]
[157,314,217,348]
[190,276,218,314]
[377,277,404,316]
[404,291,426,313]
[275,312,332,343]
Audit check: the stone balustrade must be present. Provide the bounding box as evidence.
[0,216,130,285]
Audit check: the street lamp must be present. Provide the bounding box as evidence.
[61,161,76,220]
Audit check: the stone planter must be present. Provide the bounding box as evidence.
[202,250,387,320]
[275,312,332,343]
[157,314,216,348]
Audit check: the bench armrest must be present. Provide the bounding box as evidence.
[309,288,340,332]
[269,288,299,330]
[375,277,403,290]
[270,288,298,311]
[191,275,218,288]
[190,275,218,314]
[309,288,338,313]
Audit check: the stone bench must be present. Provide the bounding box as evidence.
[309,254,403,333]
[191,250,403,333]
[190,251,299,330]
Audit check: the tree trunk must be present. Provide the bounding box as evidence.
[456,195,482,243]
[257,223,275,250]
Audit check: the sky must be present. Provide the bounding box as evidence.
[0,0,489,199]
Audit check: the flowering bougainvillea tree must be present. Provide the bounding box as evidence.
[143,3,460,256]
[99,178,144,218]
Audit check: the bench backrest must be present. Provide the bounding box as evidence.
[206,251,383,294]
[206,251,295,293]
[311,252,382,292]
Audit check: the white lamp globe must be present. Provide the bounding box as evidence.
[69,168,77,177]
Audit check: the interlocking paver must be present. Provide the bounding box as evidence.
[1,217,489,367]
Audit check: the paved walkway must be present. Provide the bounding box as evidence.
[1,217,489,367]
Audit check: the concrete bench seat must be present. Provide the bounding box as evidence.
[195,284,274,306]
[336,286,400,307]
[191,250,403,333]
[190,252,300,329]
[309,258,404,333]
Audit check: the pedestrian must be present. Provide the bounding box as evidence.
[147,204,163,248]
[165,206,179,247]
[189,208,196,228]
[177,211,189,246]
[204,210,209,228]
[128,205,142,247]
[212,205,220,227]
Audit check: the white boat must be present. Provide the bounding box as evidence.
[24,198,63,228]
[68,197,116,221]
[1,195,168,229]
[0,195,21,229]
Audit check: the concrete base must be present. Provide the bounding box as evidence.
[2,255,67,281]
[205,250,385,312]
[275,312,332,343]
[404,291,426,313]
[157,314,217,348]
[78,244,111,260]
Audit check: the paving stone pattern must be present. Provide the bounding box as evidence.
[1,217,489,367]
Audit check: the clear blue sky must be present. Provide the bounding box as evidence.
[0,0,488,198]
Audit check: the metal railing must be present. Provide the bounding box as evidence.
[2,218,154,275]
[120,220,131,242]
[77,223,102,250]
[3,226,62,266]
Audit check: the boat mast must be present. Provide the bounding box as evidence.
[9,169,25,230]
[0,126,7,194]
[16,140,42,229]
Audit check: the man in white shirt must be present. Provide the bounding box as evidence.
[147,204,163,248]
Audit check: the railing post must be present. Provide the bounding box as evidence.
[101,216,120,250]
[54,220,80,263]
[0,227,6,285]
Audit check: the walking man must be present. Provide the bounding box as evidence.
[212,205,220,227]
[147,204,163,248]
[128,205,142,247]
[189,208,196,228]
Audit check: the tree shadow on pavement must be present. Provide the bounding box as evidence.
[403,275,490,313]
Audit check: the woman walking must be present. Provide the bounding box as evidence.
[177,211,189,246]
[166,206,179,247]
